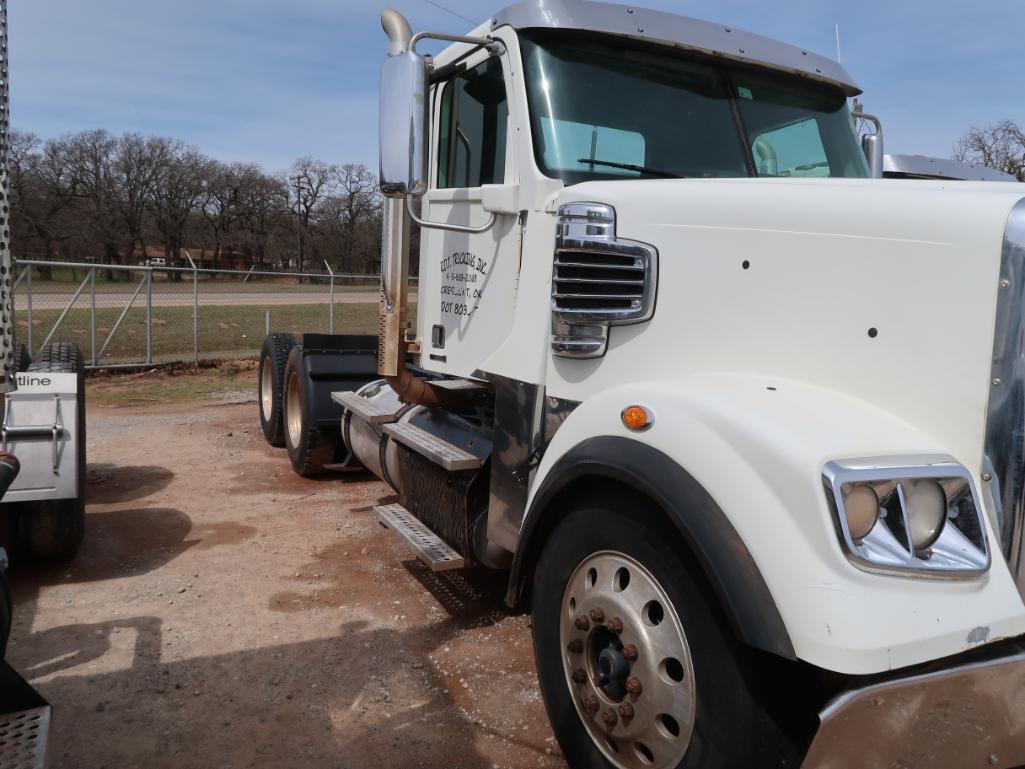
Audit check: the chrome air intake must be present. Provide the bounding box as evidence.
[550,203,658,359]
[985,197,1025,595]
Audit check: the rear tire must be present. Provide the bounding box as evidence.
[282,347,336,476]
[258,333,295,447]
[19,342,87,559]
[531,495,797,769]
[13,342,30,373]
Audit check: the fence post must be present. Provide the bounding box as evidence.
[323,260,335,334]
[265,310,271,336]
[186,254,198,364]
[146,267,153,365]
[90,268,97,366]
[25,266,32,354]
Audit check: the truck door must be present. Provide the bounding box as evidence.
[419,51,521,377]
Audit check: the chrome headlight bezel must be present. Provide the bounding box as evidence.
[823,456,991,579]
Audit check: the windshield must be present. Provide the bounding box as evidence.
[519,32,869,183]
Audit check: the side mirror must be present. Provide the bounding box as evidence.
[379,49,428,198]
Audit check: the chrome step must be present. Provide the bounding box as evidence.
[427,377,492,393]
[375,503,465,571]
[332,390,401,425]
[383,422,482,471]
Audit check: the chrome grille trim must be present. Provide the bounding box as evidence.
[985,197,1025,596]
[550,203,658,358]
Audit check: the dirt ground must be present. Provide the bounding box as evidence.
[6,366,567,769]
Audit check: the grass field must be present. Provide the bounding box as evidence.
[87,361,261,405]
[18,301,412,364]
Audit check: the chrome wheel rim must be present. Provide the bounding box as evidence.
[285,371,302,449]
[260,358,274,422]
[560,551,696,769]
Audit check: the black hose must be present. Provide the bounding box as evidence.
[0,452,21,501]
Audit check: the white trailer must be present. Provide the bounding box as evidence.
[261,2,1025,766]
[1,342,87,558]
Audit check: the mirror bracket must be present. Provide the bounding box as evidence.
[410,31,504,56]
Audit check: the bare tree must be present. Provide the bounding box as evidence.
[235,165,288,268]
[286,157,335,269]
[112,134,170,261]
[953,119,1025,181]
[149,141,209,274]
[333,163,380,272]
[10,127,385,276]
[9,131,80,267]
[63,129,124,269]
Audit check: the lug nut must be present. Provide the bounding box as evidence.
[589,606,606,623]
[572,668,587,684]
[575,615,590,631]
[606,616,624,635]
[567,639,583,654]
[601,709,618,729]
[622,644,638,662]
[618,702,635,721]
[626,676,643,696]
[583,694,600,713]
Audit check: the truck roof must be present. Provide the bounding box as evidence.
[490,0,861,96]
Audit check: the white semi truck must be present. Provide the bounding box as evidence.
[259,2,1025,766]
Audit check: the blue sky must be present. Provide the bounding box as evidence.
[11,0,1025,174]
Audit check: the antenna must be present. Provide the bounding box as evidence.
[835,24,842,63]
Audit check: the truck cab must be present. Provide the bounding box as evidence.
[314,2,1025,766]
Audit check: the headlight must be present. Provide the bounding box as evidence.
[904,479,947,550]
[842,484,879,540]
[824,457,990,578]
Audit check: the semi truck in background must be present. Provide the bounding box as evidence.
[883,153,1016,182]
[258,1,1025,766]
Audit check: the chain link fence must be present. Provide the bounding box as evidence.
[12,259,410,369]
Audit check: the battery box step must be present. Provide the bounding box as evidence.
[375,503,466,571]
[331,390,402,425]
[383,422,483,471]
[427,377,492,394]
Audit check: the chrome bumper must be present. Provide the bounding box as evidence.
[801,641,1025,769]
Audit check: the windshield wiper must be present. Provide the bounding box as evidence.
[576,158,684,179]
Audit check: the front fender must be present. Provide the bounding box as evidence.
[522,374,1025,675]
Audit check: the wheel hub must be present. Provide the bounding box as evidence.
[593,630,630,701]
[285,371,303,449]
[560,550,696,769]
[260,357,273,421]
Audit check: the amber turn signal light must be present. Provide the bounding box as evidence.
[621,405,653,431]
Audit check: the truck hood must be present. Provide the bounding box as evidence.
[554,177,1025,474]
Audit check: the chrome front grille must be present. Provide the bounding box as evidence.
[550,203,658,358]
[985,197,1025,597]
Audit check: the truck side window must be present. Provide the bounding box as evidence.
[437,57,508,189]
[751,119,830,177]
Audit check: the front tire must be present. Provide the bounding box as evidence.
[532,496,796,769]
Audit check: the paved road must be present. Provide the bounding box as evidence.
[14,291,419,310]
